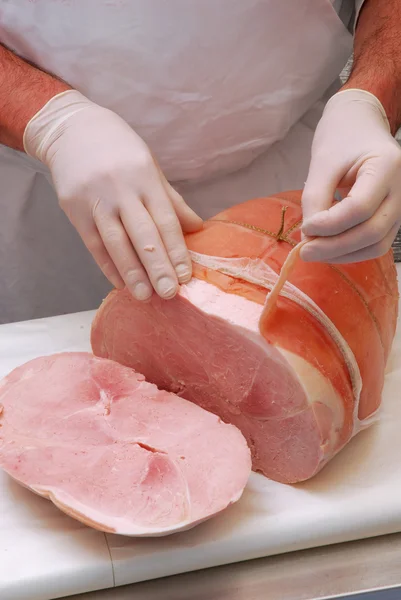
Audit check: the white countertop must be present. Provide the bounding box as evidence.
[1,266,401,600]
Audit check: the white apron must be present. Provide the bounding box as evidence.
[0,0,352,324]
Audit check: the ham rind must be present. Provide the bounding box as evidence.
[91,191,399,484]
[0,353,251,536]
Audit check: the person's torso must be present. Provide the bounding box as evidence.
[0,0,353,182]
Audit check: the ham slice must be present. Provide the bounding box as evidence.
[0,352,251,536]
[92,191,399,484]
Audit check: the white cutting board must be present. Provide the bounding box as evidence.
[1,268,401,600]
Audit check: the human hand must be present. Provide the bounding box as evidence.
[301,89,401,263]
[24,90,203,300]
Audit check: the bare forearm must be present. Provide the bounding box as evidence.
[0,45,70,151]
[342,0,401,134]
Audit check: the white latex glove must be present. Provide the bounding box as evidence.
[24,90,203,301]
[301,89,401,263]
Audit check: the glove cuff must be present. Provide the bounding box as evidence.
[23,89,96,162]
[325,89,390,132]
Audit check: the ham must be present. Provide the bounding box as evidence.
[91,191,399,484]
[0,352,251,536]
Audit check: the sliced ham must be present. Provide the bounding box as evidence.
[91,191,399,484]
[0,352,251,536]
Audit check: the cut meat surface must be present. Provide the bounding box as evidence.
[92,191,399,484]
[0,353,251,536]
[92,279,349,483]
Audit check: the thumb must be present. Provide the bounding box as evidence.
[301,153,342,233]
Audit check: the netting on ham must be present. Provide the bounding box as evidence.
[190,245,363,408]
[92,191,398,484]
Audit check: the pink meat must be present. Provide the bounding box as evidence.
[91,191,398,484]
[92,280,338,484]
[0,352,251,536]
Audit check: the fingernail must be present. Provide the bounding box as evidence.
[300,247,316,262]
[133,282,152,301]
[302,217,314,228]
[302,220,318,235]
[157,277,177,298]
[175,263,191,283]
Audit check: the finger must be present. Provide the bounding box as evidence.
[94,211,153,301]
[156,165,203,233]
[73,223,125,290]
[119,200,180,299]
[302,158,390,237]
[144,185,194,285]
[301,195,397,262]
[164,180,204,233]
[301,152,343,223]
[323,221,400,264]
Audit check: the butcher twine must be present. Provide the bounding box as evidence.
[189,240,363,431]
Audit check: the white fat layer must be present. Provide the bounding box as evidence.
[189,251,362,411]
[180,279,345,447]
[31,485,195,537]
[354,405,381,435]
[277,348,344,453]
[181,277,261,333]
[180,278,298,382]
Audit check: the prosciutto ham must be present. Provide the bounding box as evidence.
[91,191,399,484]
[0,353,251,535]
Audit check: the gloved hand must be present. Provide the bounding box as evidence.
[24,90,203,301]
[301,89,401,263]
